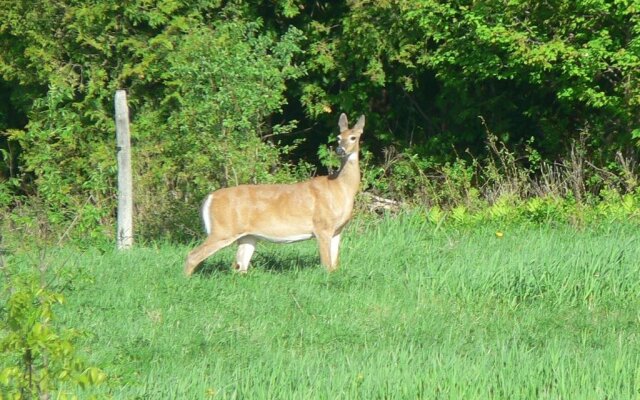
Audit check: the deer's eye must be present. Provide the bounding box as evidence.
[349,136,357,142]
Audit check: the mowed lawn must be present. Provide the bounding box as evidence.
[33,215,640,398]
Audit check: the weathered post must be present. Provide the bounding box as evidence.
[115,90,133,249]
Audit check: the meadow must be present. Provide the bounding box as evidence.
[5,214,640,398]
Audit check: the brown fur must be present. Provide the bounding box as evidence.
[184,113,365,276]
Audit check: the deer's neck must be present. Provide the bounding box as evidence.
[330,152,361,196]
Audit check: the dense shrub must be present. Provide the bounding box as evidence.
[1,0,639,242]
[0,2,305,242]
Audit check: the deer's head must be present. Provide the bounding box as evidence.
[336,113,365,160]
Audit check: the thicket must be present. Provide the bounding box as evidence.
[1,0,639,242]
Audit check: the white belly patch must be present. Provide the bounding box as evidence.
[250,233,314,244]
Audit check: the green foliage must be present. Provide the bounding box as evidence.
[159,20,304,189]
[0,1,306,242]
[133,19,306,239]
[356,127,639,228]
[0,255,106,399]
[412,189,640,229]
[361,147,434,202]
[293,0,640,157]
[1,0,640,242]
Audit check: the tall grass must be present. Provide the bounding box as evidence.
[366,130,639,214]
[4,215,640,398]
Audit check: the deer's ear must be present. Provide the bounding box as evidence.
[353,115,365,132]
[338,113,349,132]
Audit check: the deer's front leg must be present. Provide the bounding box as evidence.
[315,231,332,271]
[329,233,341,272]
[316,230,337,272]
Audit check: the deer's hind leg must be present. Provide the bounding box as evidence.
[235,236,257,273]
[184,234,238,276]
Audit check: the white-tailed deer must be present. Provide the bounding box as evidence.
[184,113,365,276]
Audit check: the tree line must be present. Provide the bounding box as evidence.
[1,0,639,240]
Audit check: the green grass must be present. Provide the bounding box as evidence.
[7,215,640,398]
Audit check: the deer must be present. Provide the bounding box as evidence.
[184,113,365,276]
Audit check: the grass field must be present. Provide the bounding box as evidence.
[6,214,640,398]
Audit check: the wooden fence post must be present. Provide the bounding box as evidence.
[115,90,133,249]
